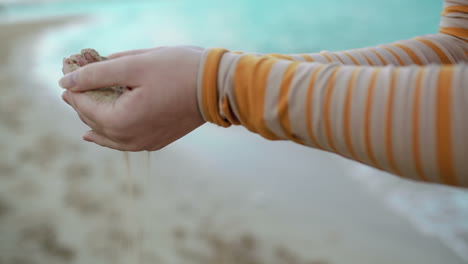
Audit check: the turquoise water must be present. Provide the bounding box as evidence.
[3,1,468,262]
[2,0,442,94]
[5,0,442,52]
[0,0,442,92]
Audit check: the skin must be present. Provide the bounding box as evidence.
[60,46,205,151]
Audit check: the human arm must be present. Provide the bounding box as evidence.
[193,0,468,186]
[59,45,468,187]
[250,0,468,66]
[198,48,468,187]
[59,0,468,187]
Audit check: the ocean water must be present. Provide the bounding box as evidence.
[2,0,468,263]
[1,0,442,96]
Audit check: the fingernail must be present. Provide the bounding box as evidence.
[59,71,77,89]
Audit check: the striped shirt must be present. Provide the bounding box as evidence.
[196,0,468,187]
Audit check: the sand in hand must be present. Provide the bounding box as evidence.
[62,48,126,102]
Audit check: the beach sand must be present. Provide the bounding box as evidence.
[0,16,466,264]
[0,17,142,263]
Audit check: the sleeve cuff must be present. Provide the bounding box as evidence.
[196,48,231,127]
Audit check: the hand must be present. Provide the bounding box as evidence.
[59,46,206,151]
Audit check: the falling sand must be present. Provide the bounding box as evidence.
[60,49,331,264]
[124,152,143,264]
[62,49,144,264]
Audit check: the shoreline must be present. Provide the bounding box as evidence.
[0,14,87,66]
[0,12,466,264]
[0,14,92,98]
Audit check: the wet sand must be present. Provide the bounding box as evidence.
[0,16,466,264]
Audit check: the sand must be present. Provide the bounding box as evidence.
[0,14,467,264]
[0,16,141,263]
[0,16,77,63]
[62,48,125,102]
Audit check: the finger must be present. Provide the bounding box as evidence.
[67,90,109,125]
[64,91,101,128]
[62,58,80,75]
[70,54,88,66]
[76,111,96,129]
[83,130,126,150]
[107,48,159,59]
[183,45,204,51]
[81,48,104,63]
[59,55,138,91]
[62,91,71,105]
[106,46,202,59]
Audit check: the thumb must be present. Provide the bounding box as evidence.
[107,48,158,59]
[59,55,138,92]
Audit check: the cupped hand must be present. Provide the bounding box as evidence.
[59,46,205,151]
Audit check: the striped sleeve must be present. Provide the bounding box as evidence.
[196,0,468,187]
[265,33,468,66]
[440,0,468,42]
[234,1,468,66]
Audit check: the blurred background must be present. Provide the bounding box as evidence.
[0,0,467,263]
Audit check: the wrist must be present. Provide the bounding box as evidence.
[185,47,206,127]
[196,48,231,127]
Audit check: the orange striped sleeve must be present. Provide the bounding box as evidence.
[267,54,295,61]
[392,43,423,65]
[440,0,468,42]
[383,47,406,66]
[343,68,361,161]
[441,5,468,15]
[343,52,359,65]
[196,0,468,187]
[233,55,281,139]
[440,27,468,39]
[363,68,382,169]
[320,52,333,63]
[357,50,375,66]
[384,69,401,175]
[370,49,388,65]
[247,0,468,67]
[323,68,340,152]
[306,65,326,149]
[415,38,452,64]
[198,47,468,187]
[436,66,456,185]
[411,68,427,181]
[199,48,230,126]
[278,62,302,143]
[301,54,314,62]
